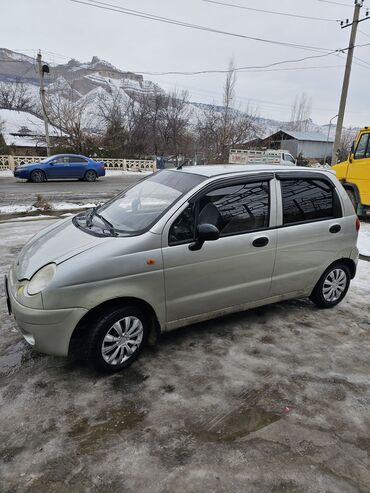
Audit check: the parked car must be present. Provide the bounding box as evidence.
[5,165,359,373]
[13,154,106,182]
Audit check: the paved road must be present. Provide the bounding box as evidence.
[0,174,143,207]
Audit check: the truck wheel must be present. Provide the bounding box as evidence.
[346,189,366,217]
[85,306,149,373]
[346,190,357,211]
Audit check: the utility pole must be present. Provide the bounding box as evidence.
[37,50,51,156]
[331,1,363,165]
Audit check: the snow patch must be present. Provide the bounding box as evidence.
[358,221,370,257]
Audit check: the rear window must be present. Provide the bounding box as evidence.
[281,178,341,225]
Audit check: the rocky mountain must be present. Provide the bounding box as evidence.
[0,48,358,140]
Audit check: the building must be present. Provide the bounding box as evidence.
[251,130,333,161]
[0,108,62,155]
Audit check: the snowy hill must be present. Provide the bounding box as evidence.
[0,48,357,141]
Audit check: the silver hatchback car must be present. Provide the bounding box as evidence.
[5,165,359,372]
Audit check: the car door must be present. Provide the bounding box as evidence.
[270,172,345,296]
[161,174,278,326]
[67,156,88,178]
[347,132,370,205]
[46,156,70,179]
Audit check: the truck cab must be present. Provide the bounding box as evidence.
[333,127,370,215]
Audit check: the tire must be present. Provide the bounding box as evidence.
[85,306,149,373]
[346,189,358,212]
[310,262,351,309]
[30,170,46,183]
[84,170,97,182]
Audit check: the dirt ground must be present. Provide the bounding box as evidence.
[1,218,370,493]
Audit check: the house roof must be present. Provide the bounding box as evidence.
[277,130,333,143]
[0,109,60,147]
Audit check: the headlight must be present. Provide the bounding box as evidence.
[27,263,57,295]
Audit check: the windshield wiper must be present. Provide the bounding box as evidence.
[86,207,117,236]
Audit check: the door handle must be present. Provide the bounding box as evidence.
[329,224,341,234]
[252,236,269,247]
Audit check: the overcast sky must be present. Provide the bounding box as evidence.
[2,0,370,126]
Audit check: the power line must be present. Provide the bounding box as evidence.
[202,0,340,22]
[69,0,335,54]
[317,0,355,7]
[359,28,370,36]
[2,42,370,76]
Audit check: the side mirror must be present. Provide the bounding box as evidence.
[49,161,54,166]
[189,223,220,251]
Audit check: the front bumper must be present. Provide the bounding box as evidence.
[5,275,87,356]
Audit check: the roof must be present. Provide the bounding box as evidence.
[176,164,333,178]
[278,130,333,143]
[0,109,60,147]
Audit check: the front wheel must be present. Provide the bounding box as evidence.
[310,263,351,309]
[86,306,148,373]
[84,170,97,182]
[30,170,46,183]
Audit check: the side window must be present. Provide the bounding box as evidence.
[52,157,66,164]
[169,204,195,245]
[69,156,87,163]
[285,154,295,164]
[198,181,270,236]
[281,179,340,224]
[354,134,369,160]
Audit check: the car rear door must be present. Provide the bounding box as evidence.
[270,172,346,296]
[67,156,88,178]
[161,174,278,326]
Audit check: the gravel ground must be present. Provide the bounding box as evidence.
[1,218,370,492]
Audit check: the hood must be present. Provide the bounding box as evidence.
[15,218,112,280]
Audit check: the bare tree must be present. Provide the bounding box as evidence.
[0,80,33,111]
[162,90,191,161]
[45,86,90,153]
[287,93,312,132]
[195,59,260,162]
[338,127,356,162]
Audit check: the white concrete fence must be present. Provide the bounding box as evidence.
[0,155,156,172]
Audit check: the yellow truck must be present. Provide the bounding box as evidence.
[333,126,370,216]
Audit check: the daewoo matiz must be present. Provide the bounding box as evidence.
[5,165,360,372]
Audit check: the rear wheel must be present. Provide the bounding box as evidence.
[310,262,351,309]
[86,306,148,373]
[30,170,46,183]
[346,189,358,211]
[84,170,97,182]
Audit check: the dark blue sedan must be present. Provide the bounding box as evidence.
[13,154,106,182]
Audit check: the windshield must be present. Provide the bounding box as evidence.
[95,170,205,234]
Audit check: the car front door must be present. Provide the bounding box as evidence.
[46,156,70,179]
[67,156,88,178]
[270,173,345,296]
[161,175,278,326]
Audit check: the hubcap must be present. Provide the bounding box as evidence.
[101,316,144,365]
[323,268,347,302]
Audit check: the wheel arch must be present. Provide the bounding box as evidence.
[342,182,361,205]
[69,296,161,353]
